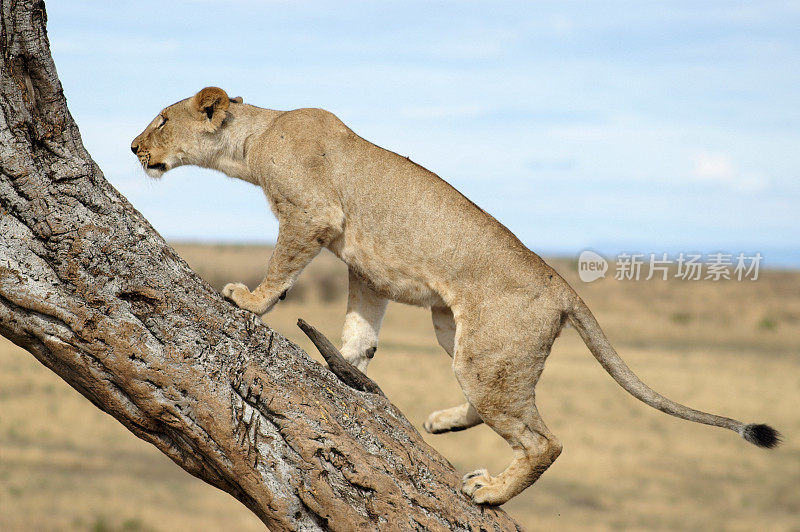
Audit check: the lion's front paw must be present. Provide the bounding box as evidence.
[222,282,249,302]
[221,283,277,315]
[221,282,261,312]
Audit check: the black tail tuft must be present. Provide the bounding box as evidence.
[742,424,782,449]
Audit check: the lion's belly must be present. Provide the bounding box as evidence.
[327,234,446,308]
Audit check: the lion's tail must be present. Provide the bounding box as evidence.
[567,296,781,449]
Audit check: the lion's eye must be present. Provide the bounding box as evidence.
[157,116,168,129]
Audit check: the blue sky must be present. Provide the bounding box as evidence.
[46,1,799,265]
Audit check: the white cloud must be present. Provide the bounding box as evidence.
[693,152,736,181]
[691,152,767,192]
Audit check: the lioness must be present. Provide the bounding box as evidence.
[132,87,780,505]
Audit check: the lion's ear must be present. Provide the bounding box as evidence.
[191,87,230,129]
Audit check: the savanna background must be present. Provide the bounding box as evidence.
[2,246,798,530]
[2,1,800,530]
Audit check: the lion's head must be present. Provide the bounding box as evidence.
[131,87,242,178]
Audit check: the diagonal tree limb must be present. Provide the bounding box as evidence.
[297,318,385,397]
[0,1,521,530]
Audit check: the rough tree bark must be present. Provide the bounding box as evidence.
[0,1,522,530]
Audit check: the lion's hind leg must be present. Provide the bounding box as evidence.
[459,400,562,505]
[454,313,563,505]
[423,307,486,434]
[423,402,483,434]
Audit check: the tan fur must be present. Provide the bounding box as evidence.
[132,88,773,505]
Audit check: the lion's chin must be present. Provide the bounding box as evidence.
[145,166,166,179]
[144,163,169,179]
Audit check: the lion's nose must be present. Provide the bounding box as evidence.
[131,144,139,154]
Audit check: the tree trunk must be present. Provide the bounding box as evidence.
[0,1,521,530]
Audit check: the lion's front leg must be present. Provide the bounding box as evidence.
[340,269,388,374]
[223,207,341,315]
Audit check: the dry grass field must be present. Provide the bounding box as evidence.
[1,243,799,531]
